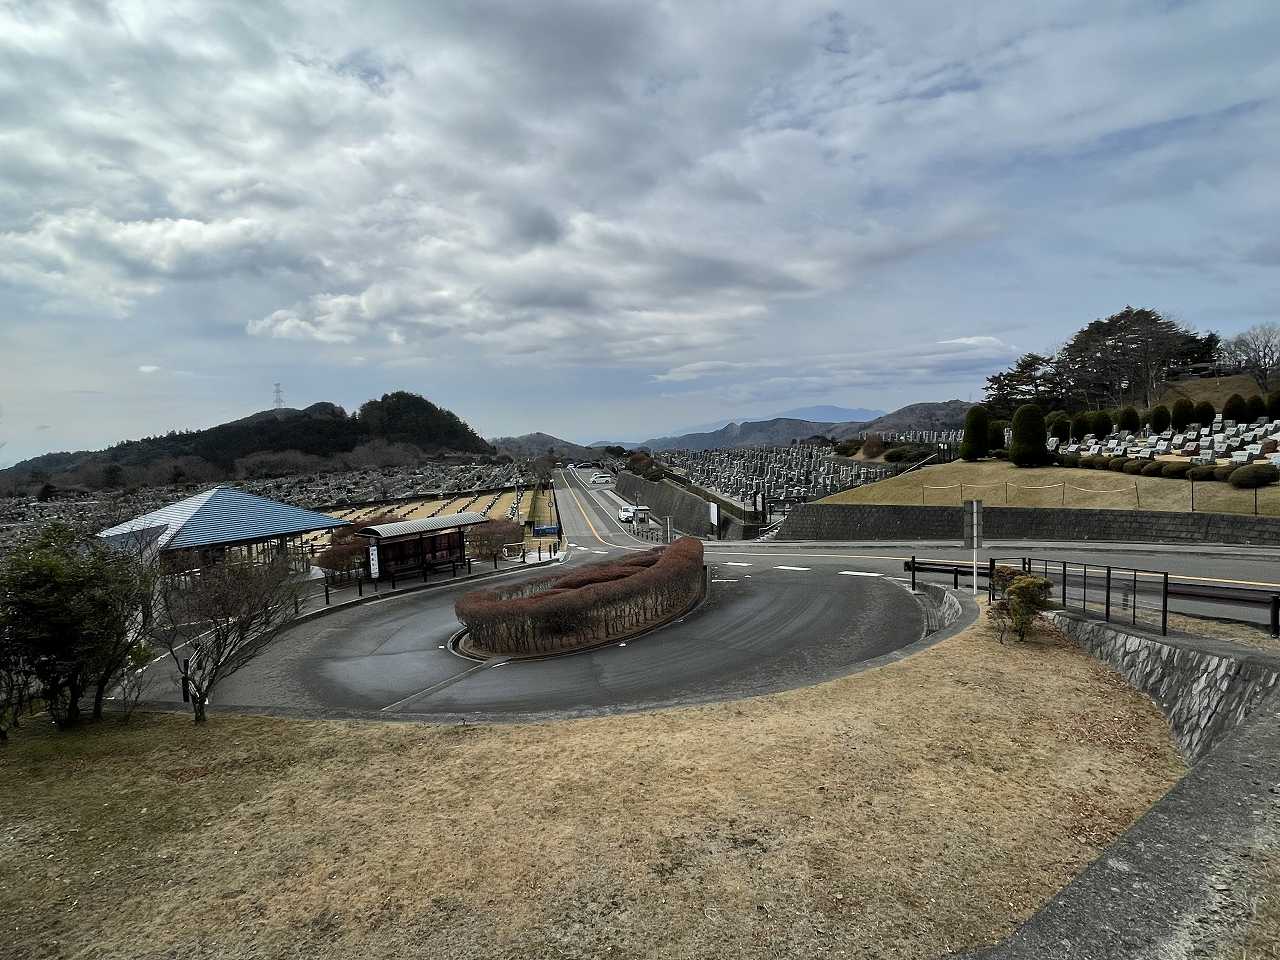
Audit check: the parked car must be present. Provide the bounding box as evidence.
[590,473,612,484]
[618,506,634,522]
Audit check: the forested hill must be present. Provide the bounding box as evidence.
[2,392,493,492]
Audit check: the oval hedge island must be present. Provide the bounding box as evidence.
[455,537,706,657]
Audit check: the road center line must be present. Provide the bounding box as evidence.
[837,571,881,576]
[774,565,811,571]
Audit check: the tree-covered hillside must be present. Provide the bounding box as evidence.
[1,392,493,493]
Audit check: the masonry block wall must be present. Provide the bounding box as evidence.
[615,473,715,537]
[778,503,1280,545]
[1046,611,1280,762]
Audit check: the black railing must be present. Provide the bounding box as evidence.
[903,555,1280,638]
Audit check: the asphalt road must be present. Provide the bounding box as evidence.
[155,467,1280,720]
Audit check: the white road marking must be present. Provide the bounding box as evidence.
[774,565,811,571]
[711,578,739,583]
[837,571,881,577]
[591,549,609,554]
[724,561,752,567]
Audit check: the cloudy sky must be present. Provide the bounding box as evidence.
[2,0,1278,462]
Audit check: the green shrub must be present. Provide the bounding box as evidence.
[1047,414,1072,444]
[1140,461,1166,477]
[1228,464,1279,489]
[1092,410,1114,437]
[987,420,1008,452]
[991,575,1054,643]
[1268,392,1280,420]
[1149,405,1171,433]
[1122,461,1144,475]
[1186,465,1218,481]
[1194,400,1215,425]
[1161,461,1194,479]
[1009,404,1049,467]
[1108,457,1130,472]
[991,448,1009,460]
[1071,412,1092,442]
[1057,452,1080,468]
[1117,407,1140,433]
[1223,393,1249,423]
[1247,395,1267,422]
[1170,398,1195,432]
[959,405,990,461]
[1213,464,1236,482]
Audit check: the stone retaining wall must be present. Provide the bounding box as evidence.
[778,502,1280,545]
[1046,610,1280,762]
[616,473,715,537]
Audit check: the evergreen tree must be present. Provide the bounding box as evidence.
[1194,400,1215,425]
[959,406,990,461]
[1170,398,1195,432]
[1150,405,1171,433]
[1092,410,1113,437]
[1222,393,1249,423]
[1009,404,1049,467]
[1071,412,1092,441]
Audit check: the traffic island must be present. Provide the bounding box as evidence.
[455,537,705,657]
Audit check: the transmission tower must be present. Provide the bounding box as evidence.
[273,382,285,409]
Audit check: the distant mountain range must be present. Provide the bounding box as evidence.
[1,392,494,493]
[660,404,885,437]
[490,433,608,461]
[588,400,973,452]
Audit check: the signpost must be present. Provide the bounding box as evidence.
[368,544,380,581]
[963,499,983,596]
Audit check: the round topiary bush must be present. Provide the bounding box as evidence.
[1186,465,1218,481]
[1247,395,1267,422]
[1092,410,1114,437]
[1117,407,1140,433]
[1071,412,1092,442]
[1123,461,1144,475]
[1108,457,1130,472]
[1213,464,1236,482]
[1222,393,1249,423]
[990,448,1009,460]
[1009,404,1050,467]
[1161,461,1194,479]
[1194,400,1215,425]
[986,419,1009,452]
[1228,464,1279,489]
[1268,391,1280,420]
[1057,452,1081,468]
[1170,398,1195,432]
[1140,461,1166,477]
[959,405,990,461]
[1149,405,1171,433]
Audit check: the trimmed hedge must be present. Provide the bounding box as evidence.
[1010,404,1050,467]
[1140,461,1166,477]
[1194,400,1215,425]
[1071,412,1092,442]
[1108,457,1131,472]
[1223,393,1248,422]
[1122,461,1144,475]
[1229,464,1279,489]
[1186,465,1218,481]
[959,405,990,461]
[1161,461,1194,479]
[1149,405,1171,433]
[456,537,704,655]
[1056,452,1080,468]
[1170,398,1195,432]
[1213,464,1236,481]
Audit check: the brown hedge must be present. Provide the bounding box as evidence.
[455,537,705,655]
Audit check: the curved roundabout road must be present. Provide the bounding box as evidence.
[202,470,932,720]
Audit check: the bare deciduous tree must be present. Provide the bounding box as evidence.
[1223,322,1280,393]
[150,558,304,723]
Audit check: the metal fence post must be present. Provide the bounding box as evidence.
[1132,569,1137,625]
[1062,560,1067,605]
[1162,573,1169,636]
[953,567,959,588]
[357,577,363,597]
[988,557,996,603]
[1270,595,1279,639]
[910,555,917,592]
[324,581,330,605]
[1105,567,1111,622]
[1083,564,1087,610]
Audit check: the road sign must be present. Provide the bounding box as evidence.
[963,499,983,549]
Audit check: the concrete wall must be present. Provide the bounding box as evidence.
[616,473,714,537]
[1047,610,1280,762]
[778,502,1280,545]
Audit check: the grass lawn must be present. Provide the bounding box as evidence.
[1156,373,1275,411]
[0,614,1183,960]
[818,459,1280,517]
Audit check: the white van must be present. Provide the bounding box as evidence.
[618,506,635,522]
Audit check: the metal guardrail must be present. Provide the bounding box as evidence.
[903,555,1280,637]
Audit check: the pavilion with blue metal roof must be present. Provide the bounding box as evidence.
[98,485,348,563]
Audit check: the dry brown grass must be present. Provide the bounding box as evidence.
[0,615,1183,960]
[1157,373,1275,411]
[819,459,1280,517]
